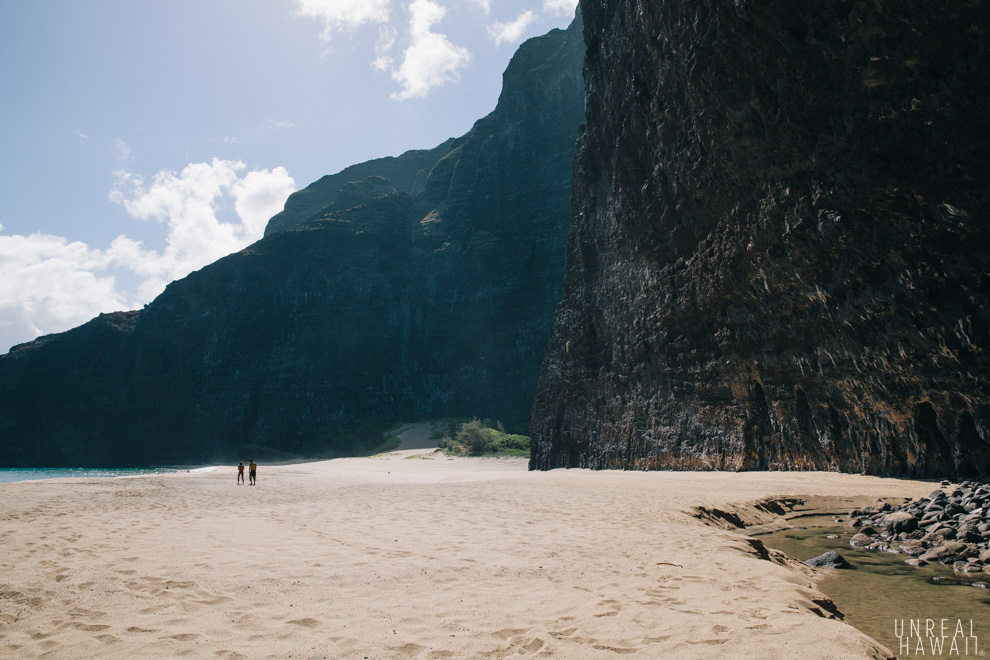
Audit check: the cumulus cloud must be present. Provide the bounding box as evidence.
[390,0,471,100]
[0,233,126,352]
[487,10,536,47]
[0,160,295,353]
[296,0,391,40]
[542,0,578,17]
[108,158,295,301]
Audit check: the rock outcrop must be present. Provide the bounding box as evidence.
[531,0,990,476]
[0,14,585,467]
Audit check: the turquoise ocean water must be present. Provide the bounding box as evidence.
[0,467,182,484]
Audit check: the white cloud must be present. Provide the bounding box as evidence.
[390,0,471,100]
[542,0,577,17]
[468,0,491,15]
[265,116,297,129]
[0,160,295,353]
[486,10,536,47]
[0,233,126,352]
[222,136,239,144]
[112,137,133,162]
[108,158,296,300]
[373,25,398,72]
[296,0,391,40]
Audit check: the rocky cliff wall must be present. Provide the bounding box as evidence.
[0,14,585,467]
[530,0,989,477]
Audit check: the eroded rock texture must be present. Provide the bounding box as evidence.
[0,15,585,467]
[531,0,989,476]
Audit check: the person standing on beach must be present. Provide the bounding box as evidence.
[249,460,257,486]
[237,462,245,485]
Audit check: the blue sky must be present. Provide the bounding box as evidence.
[0,0,578,353]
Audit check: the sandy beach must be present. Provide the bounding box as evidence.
[0,446,940,659]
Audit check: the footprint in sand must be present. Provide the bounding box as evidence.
[492,628,529,640]
[67,623,111,632]
[286,618,321,628]
[389,642,429,656]
[592,644,639,654]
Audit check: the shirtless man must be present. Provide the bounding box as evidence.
[237,462,245,485]
[249,460,257,486]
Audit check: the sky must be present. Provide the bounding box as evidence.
[0,0,578,354]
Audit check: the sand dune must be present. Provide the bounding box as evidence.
[0,450,935,658]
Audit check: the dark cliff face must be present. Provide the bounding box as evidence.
[531,0,989,477]
[0,15,585,467]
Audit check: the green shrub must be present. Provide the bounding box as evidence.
[456,419,493,455]
[438,418,530,457]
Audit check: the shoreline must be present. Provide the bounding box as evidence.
[0,454,945,658]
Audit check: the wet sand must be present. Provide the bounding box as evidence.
[0,451,937,658]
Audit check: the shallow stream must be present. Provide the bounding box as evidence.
[759,515,989,658]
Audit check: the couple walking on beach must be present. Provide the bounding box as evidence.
[237,460,257,485]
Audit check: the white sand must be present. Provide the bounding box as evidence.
[0,450,936,659]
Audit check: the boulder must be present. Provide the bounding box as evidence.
[883,511,919,534]
[805,551,852,569]
[850,533,874,547]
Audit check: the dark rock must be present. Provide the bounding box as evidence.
[530,0,990,476]
[953,561,984,574]
[805,551,852,569]
[883,511,919,534]
[847,518,862,528]
[0,15,587,466]
[924,527,957,543]
[919,541,974,564]
[899,540,926,556]
[849,533,874,547]
[944,503,967,517]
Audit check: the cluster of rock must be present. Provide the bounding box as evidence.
[844,482,990,582]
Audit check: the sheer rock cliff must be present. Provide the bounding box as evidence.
[530,0,989,477]
[0,15,585,467]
